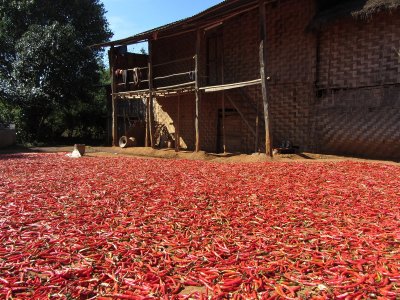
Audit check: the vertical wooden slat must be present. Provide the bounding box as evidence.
[148,40,154,148]
[195,30,202,152]
[259,0,273,157]
[110,46,118,146]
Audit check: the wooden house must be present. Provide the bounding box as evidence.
[95,0,400,159]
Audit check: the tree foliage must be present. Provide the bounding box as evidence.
[0,0,112,143]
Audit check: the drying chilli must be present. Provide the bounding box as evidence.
[0,153,399,299]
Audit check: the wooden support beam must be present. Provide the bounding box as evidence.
[148,40,154,148]
[259,0,273,157]
[226,94,256,138]
[195,30,202,152]
[109,46,118,146]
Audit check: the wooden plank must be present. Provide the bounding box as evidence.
[110,46,118,146]
[201,79,262,92]
[148,40,154,148]
[259,0,273,157]
[195,30,202,152]
[226,94,256,138]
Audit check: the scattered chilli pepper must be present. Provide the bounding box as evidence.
[0,153,399,299]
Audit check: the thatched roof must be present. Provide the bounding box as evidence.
[311,0,400,29]
[353,0,400,17]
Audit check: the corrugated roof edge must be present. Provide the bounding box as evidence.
[91,0,232,48]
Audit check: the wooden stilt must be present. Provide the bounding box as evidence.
[195,30,202,152]
[222,92,226,153]
[148,40,155,148]
[255,97,259,153]
[145,97,149,147]
[221,35,226,154]
[176,93,181,152]
[259,0,273,157]
[109,46,118,146]
[149,95,154,148]
[112,96,118,146]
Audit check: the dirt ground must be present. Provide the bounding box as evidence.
[2,145,398,165]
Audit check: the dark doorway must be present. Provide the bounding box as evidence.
[217,109,243,153]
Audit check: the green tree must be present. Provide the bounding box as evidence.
[0,0,112,143]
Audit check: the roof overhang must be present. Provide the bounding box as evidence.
[91,0,260,48]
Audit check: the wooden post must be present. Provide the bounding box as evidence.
[221,37,226,154]
[175,93,181,152]
[112,96,118,146]
[145,97,149,147]
[255,98,259,153]
[148,40,155,148]
[222,92,226,153]
[259,0,273,157]
[195,30,202,152]
[109,46,118,146]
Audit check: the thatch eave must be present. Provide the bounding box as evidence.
[310,0,400,30]
[352,0,400,17]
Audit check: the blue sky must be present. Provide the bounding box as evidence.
[102,0,223,46]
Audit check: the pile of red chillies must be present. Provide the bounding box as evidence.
[0,153,399,299]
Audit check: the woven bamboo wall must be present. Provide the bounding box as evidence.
[151,0,400,158]
[265,0,317,151]
[314,10,400,158]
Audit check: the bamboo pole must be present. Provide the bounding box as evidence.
[259,0,273,157]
